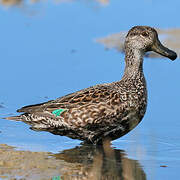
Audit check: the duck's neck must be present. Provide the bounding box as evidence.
[123,47,145,79]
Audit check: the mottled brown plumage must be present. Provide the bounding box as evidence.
[6,26,177,144]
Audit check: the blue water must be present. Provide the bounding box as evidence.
[1,0,180,179]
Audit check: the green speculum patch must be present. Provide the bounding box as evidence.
[52,109,67,117]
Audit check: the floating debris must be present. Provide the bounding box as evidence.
[160,165,168,168]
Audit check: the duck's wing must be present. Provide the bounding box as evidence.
[17,84,114,114]
[8,83,130,143]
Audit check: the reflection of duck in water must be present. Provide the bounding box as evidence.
[53,140,146,180]
[6,26,177,144]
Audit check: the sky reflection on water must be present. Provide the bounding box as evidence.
[0,0,180,179]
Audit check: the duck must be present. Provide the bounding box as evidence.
[6,26,177,144]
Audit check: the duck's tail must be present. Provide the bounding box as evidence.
[4,115,23,121]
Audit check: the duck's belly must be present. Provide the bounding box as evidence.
[85,99,147,144]
[104,110,144,141]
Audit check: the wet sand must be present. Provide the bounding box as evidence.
[0,0,109,7]
[0,142,146,180]
[0,144,65,179]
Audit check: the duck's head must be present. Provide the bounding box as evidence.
[125,26,177,60]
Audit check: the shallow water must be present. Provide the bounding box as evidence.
[1,0,180,179]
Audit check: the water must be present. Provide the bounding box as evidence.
[0,0,180,179]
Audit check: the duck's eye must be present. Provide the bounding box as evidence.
[142,32,149,37]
